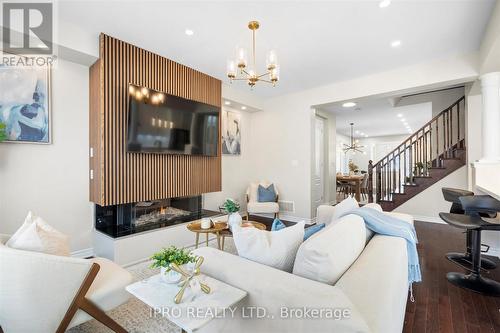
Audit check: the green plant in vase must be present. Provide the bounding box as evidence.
[223,198,242,230]
[150,246,196,283]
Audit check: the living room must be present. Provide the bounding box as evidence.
[1,1,500,332]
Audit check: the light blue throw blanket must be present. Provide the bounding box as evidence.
[343,207,422,287]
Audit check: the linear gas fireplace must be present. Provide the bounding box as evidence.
[95,195,219,238]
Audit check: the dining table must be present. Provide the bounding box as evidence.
[337,174,365,202]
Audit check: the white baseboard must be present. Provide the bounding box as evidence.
[71,247,94,258]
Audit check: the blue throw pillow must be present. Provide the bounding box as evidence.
[271,218,286,231]
[272,218,325,241]
[258,184,276,202]
[303,223,325,240]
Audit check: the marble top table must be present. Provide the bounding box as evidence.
[126,274,247,333]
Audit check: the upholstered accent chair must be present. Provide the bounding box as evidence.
[245,181,280,220]
[0,234,132,333]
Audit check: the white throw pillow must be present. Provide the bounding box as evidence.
[6,212,70,256]
[5,211,36,248]
[329,197,359,225]
[293,214,366,285]
[232,222,305,272]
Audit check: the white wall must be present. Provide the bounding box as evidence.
[394,166,468,220]
[336,134,408,174]
[398,86,465,117]
[203,106,254,212]
[0,59,92,253]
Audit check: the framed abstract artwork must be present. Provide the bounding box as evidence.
[0,58,51,144]
[222,110,241,155]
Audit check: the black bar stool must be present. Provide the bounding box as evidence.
[439,195,500,296]
[441,188,497,270]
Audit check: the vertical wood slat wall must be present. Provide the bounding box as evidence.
[89,34,222,206]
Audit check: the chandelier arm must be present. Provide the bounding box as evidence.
[257,72,271,78]
[231,78,250,81]
[259,79,274,84]
[252,26,256,72]
[241,69,250,76]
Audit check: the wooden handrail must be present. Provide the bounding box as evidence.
[368,96,465,203]
[372,96,465,168]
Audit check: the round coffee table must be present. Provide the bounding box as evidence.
[186,220,267,251]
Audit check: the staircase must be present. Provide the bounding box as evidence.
[368,96,466,211]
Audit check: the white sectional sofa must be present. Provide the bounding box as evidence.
[193,204,414,333]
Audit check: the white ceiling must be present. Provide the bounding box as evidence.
[58,0,495,98]
[327,98,432,138]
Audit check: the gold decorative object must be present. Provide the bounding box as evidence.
[226,20,280,88]
[170,256,210,304]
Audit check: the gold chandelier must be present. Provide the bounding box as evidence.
[343,123,365,154]
[226,21,279,88]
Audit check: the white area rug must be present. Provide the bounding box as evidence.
[69,239,237,333]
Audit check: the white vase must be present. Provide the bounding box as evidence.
[227,212,242,230]
[160,264,191,284]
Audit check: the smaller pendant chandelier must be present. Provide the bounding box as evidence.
[343,123,365,154]
[226,21,279,88]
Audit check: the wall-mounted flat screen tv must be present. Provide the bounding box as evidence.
[126,84,219,156]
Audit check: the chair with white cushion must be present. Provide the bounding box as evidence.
[245,181,280,220]
[0,234,132,333]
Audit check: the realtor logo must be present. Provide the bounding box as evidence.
[2,2,53,54]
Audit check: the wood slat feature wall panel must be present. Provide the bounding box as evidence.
[89,34,221,206]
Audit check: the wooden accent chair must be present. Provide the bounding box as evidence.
[0,234,132,333]
[245,181,280,220]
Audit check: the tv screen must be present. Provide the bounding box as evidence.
[126,84,219,156]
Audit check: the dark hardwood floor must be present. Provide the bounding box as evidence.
[404,221,500,333]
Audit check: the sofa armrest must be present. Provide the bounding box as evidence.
[193,247,370,333]
[316,204,336,225]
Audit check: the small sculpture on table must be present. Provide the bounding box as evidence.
[170,256,210,304]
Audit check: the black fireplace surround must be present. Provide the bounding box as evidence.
[95,195,219,238]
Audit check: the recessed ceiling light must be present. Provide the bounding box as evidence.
[379,0,391,8]
[241,106,247,110]
[342,102,357,108]
[355,130,360,134]
[397,113,403,117]
[391,40,401,48]
[224,101,231,105]
[400,118,406,122]
[185,29,194,36]
[364,134,369,138]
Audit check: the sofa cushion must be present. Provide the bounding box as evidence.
[232,221,305,272]
[329,197,359,225]
[247,201,279,214]
[335,234,409,333]
[293,214,366,285]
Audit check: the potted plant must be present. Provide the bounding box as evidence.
[223,198,242,230]
[150,246,196,283]
[0,122,7,142]
[348,160,359,175]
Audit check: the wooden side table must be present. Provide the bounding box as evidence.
[186,221,227,249]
